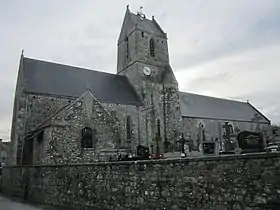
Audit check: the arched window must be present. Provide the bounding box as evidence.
[198,122,206,141]
[229,124,234,134]
[223,122,234,135]
[81,127,93,148]
[150,38,155,57]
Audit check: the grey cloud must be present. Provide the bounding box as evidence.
[168,1,280,70]
[186,72,231,91]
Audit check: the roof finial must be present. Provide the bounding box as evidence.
[21,49,24,56]
[126,5,129,10]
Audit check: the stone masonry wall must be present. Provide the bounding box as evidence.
[15,93,140,165]
[2,153,280,210]
[15,93,76,165]
[120,61,182,154]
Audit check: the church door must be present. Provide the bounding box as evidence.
[22,138,34,165]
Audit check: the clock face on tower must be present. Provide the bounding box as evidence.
[143,66,152,76]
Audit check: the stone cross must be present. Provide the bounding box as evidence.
[252,113,262,132]
[177,133,188,154]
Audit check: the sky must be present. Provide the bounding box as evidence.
[0,0,280,140]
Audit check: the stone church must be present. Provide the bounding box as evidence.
[10,7,271,165]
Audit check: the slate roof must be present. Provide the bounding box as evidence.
[129,12,165,37]
[22,57,141,105]
[179,92,270,123]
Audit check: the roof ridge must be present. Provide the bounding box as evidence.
[179,91,270,123]
[246,101,271,124]
[179,91,247,104]
[24,57,127,78]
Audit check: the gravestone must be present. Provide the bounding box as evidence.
[136,145,149,159]
[237,131,264,153]
[203,142,215,155]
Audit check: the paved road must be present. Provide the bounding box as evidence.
[0,196,43,210]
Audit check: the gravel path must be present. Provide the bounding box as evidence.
[0,195,43,210]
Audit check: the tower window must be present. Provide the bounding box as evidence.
[125,36,129,59]
[150,38,155,57]
[126,116,132,139]
[141,31,144,38]
[81,127,94,148]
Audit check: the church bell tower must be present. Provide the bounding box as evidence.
[117,6,182,154]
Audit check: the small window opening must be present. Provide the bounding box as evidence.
[125,36,129,59]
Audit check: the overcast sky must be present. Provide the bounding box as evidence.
[1,0,280,140]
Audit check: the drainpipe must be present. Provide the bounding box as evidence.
[162,83,167,152]
[0,138,2,163]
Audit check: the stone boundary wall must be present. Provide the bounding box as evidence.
[2,153,280,210]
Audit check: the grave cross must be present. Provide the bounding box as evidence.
[252,113,262,132]
[177,133,188,154]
